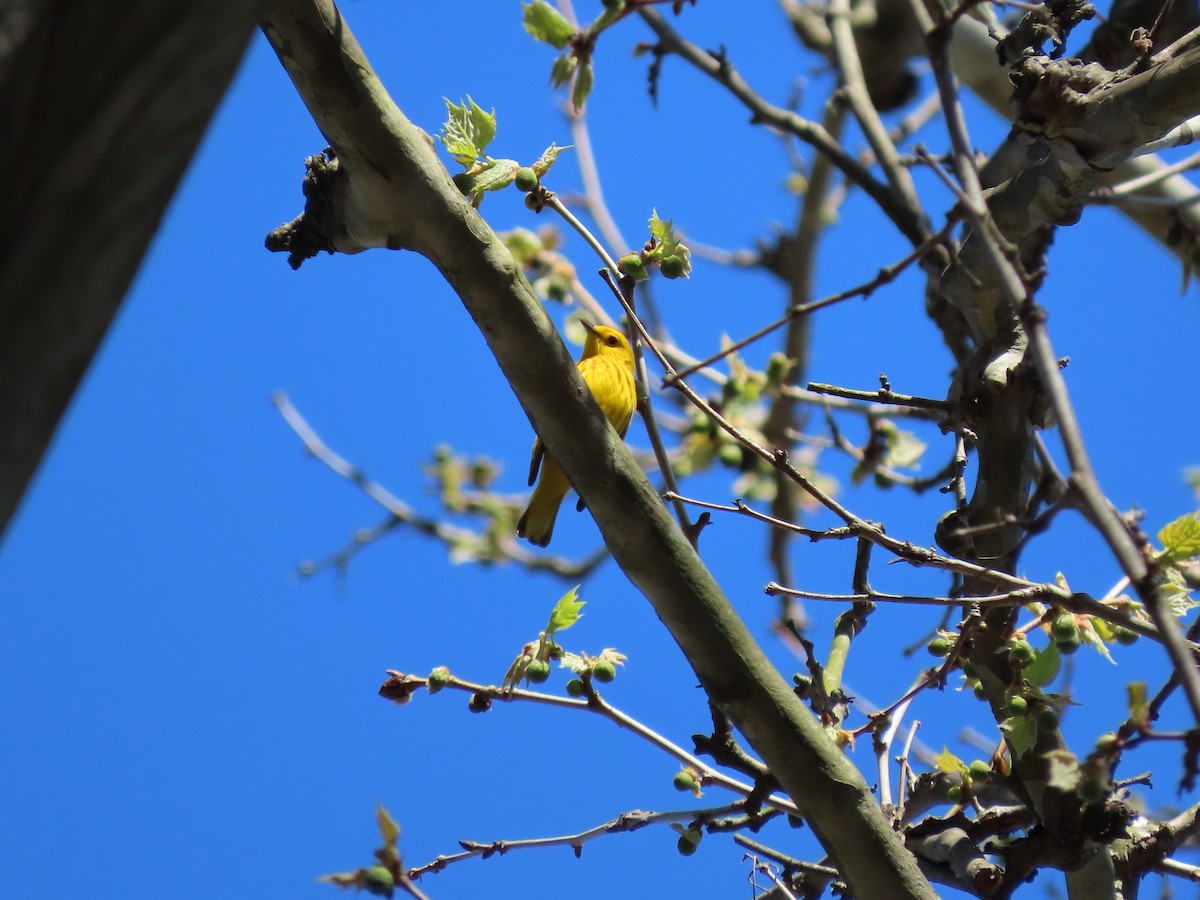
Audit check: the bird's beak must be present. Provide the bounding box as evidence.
[579,318,598,336]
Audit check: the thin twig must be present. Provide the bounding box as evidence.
[664,224,953,386]
[381,670,800,817]
[637,6,929,247]
[273,392,600,577]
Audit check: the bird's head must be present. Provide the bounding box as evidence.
[580,320,635,369]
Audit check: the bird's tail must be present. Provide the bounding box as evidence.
[517,458,570,547]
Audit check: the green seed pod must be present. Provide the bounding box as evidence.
[592,659,617,683]
[718,442,743,468]
[1113,626,1139,645]
[1009,641,1035,668]
[526,659,551,684]
[765,353,790,386]
[946,785,963,804]
[514,167,539,192]
[617,253,649,281]
[1051,613,1079,643]
[961,657,977,679]
[677,827,702,857]
[362,865,395,897]
[1056,635,1081,655]
[543,276,569,301]
[1007,695,1029,715]
[927,637,952,657]
[672,771,696,792]
[566,678,586,697]
[427,667,451,694]
[968,760,991,781]
[659,255,686,279]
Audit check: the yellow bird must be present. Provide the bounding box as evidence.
[516,320,637,547]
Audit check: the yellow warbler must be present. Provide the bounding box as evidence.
[516,320,637,547]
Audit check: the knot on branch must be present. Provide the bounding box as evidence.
[265,149,341,270]
[997,0,1096,65]
[1008,58,1110,134]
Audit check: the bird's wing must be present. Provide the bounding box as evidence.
[527,437,545,487]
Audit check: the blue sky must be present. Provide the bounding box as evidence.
[3,3,1199,898]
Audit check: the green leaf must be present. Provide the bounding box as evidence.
[532,142,571,178]
[558,650,589,674]
[523,0,575,49]
[1077,616,1116,665]
[882,422,927,470]
[1159,512,1200,561]
[1044,750,1080,792]
[1127,681,1150,728]
[597,647,627,667]
[470,158,521,194]
[647,209,692,275]
[547,585,585,634]
[376,804,401,848]
[999,713,1038,758]
[549,54,577,88]
[571,60,594,111]
[1162,568,1198,616]
[439,96,497,166]
[649,209,674,245]
[1023,641,1061,688]
[932,745,969,778]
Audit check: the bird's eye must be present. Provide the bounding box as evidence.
[606,335,619,346]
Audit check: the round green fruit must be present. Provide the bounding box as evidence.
[1007,695,1029,715]
[1009,641,1035,667]
[927,637,951,657]
[514,167,539,192]
[968,760,991,781]
[673,771,696,792]
[592,659,616,683]
[659,255,686,279]
[427,667,451,692]
[1113,626,1139,645]
[526,659,551,684]
[1051,614,1079,643]
[566,678,586,697]
[362,865,395,896]
[677,828,702,856]
[617,253,649,281]
[1056,636,1081,655]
